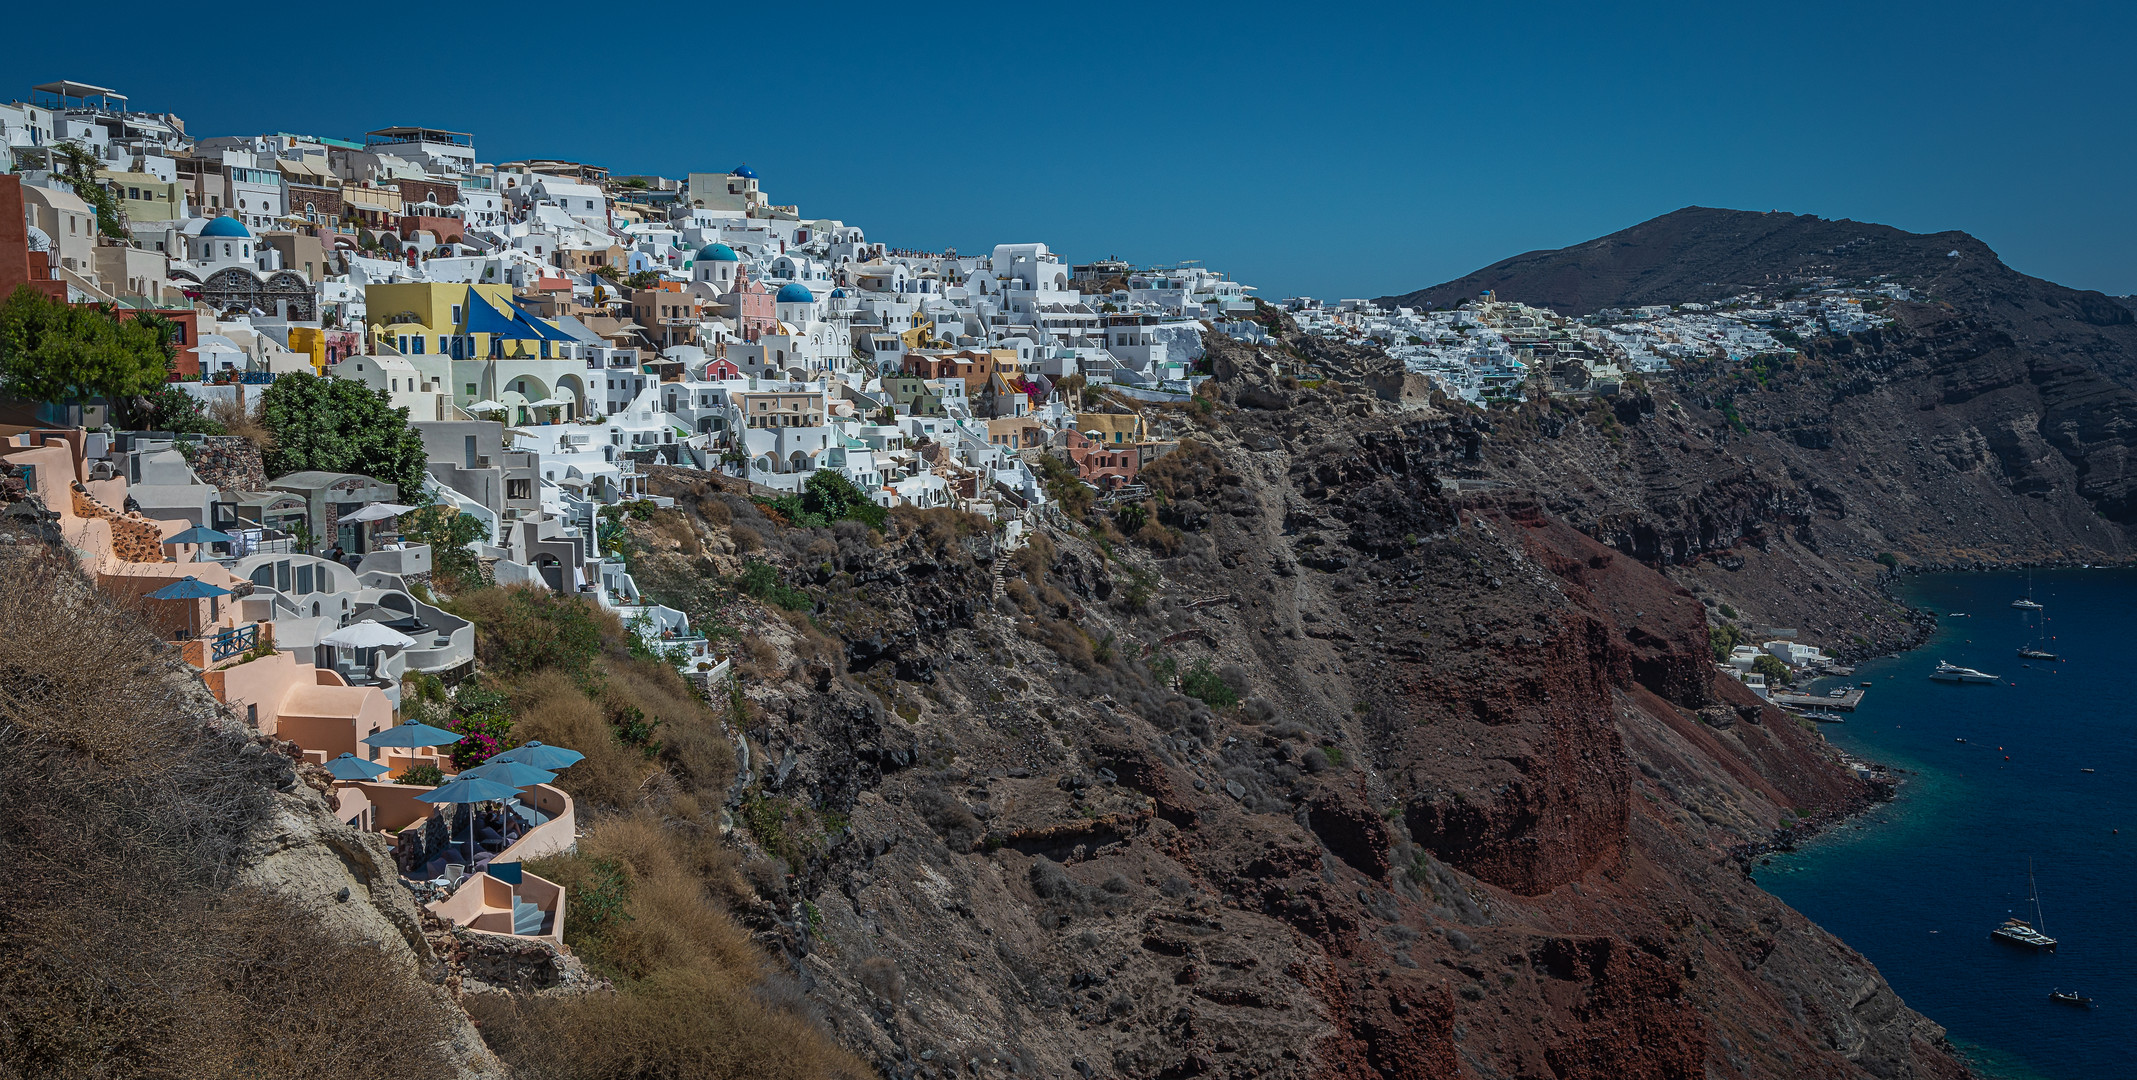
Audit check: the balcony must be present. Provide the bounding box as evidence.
[425,865,565,943]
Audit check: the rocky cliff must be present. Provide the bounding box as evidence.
[616,319,1973,1078]
[1373,207,2137,648]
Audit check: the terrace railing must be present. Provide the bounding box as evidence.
[210,623,259,663]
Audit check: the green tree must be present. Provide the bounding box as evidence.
[399,504,488,584]
[257,372,429,491]
[757,470,887,531]
[48,141,128,239]
[138,384,224,435]
[0,286,175,424]
[625,269,662,290]
[1751,654,1791,684]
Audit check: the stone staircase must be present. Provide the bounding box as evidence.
[512,896,546,936]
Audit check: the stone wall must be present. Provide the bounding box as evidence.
[190,436,268,493]
[72,482,166,563]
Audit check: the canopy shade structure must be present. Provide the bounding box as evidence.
[492,740,583,770]
[526,397,567,408]
[337,502,417,524]
[163,525,235,546]
[320,619,419,650]
[460,758,557,789]
[416,774,521,805]
[146,577,232,600]
[465,399,505,413]
[416,773,525,867]
[323,753,391,781]
[362,721,461,748]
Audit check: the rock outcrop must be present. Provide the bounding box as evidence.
[620,330,1972,1078]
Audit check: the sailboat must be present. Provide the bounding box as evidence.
[1990,859,2057,952]
[2012,569,2043,610]
[2018,607,2059,662]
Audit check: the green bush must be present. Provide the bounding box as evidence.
[450,586,611,681]
[755,471,886,531]
[1181,659,1240,709]
[737,560,811,611]
[395,762,444,786]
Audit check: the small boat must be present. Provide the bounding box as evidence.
[1991,861,2058,952]
[2012,570,2044,610]
[2018,647,2060,660]
[1948,612,1969,617]
[1860,682,1873,688]
[1803,711,1846,723]
[1992,917,2056,951]
[1931,661,1999,684]
[2081,768,2096,774]
[2049,989,2092,1008]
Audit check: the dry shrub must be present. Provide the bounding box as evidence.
[483,814,869,1080]
[0,542,461,1078]
[598,656,735,794]
[511,671,655,811]
[889,505,986,562]
[468,965,870,1080]
[1021,615,1094,671]
[694,495,734,527]
[1,889,459,1079]
[451,585,622,680]
[206,396,272,453]
[1135,522,1183,556]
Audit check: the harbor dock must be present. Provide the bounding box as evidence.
[1772,687,1867,711]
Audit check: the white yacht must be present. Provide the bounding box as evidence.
[1930,660,1998,684]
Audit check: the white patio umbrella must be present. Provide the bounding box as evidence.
[338,502,416,524]
[466,399,506,414]
[319,619,420,650]
[527,397,568,408]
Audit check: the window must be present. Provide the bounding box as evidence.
[451,304,462,324]
[465,382,477,396]
[464,435,478,469]
[295,563,314,595]
[411,337,425,355]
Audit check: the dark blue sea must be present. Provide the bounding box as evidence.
[1755,569,2137,1079]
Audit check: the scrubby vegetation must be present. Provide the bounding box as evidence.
[429,571,866,1079]
[472,816,870,1080]
[0,538,462,1078]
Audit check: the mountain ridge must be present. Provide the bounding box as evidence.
[1378,207,2136,367]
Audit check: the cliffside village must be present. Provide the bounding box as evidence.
[0,78,1290,944]
[1279,283,1904,403]
[0,78,1859,945]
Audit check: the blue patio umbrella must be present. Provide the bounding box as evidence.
[460,758,557,788]
[146,576,232,600]
[417,774,525,868]
[163,525,235,546]
[362,720,462,748]
[146,576,234,638]
[322,752,390,781]
[492,740,584,770]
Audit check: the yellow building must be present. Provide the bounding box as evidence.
[365,282,568,362]
[361,282,589,423]
[1076,411,1147,445]
[105,171,184,224]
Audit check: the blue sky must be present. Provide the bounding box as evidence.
[14,1,2134,299]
